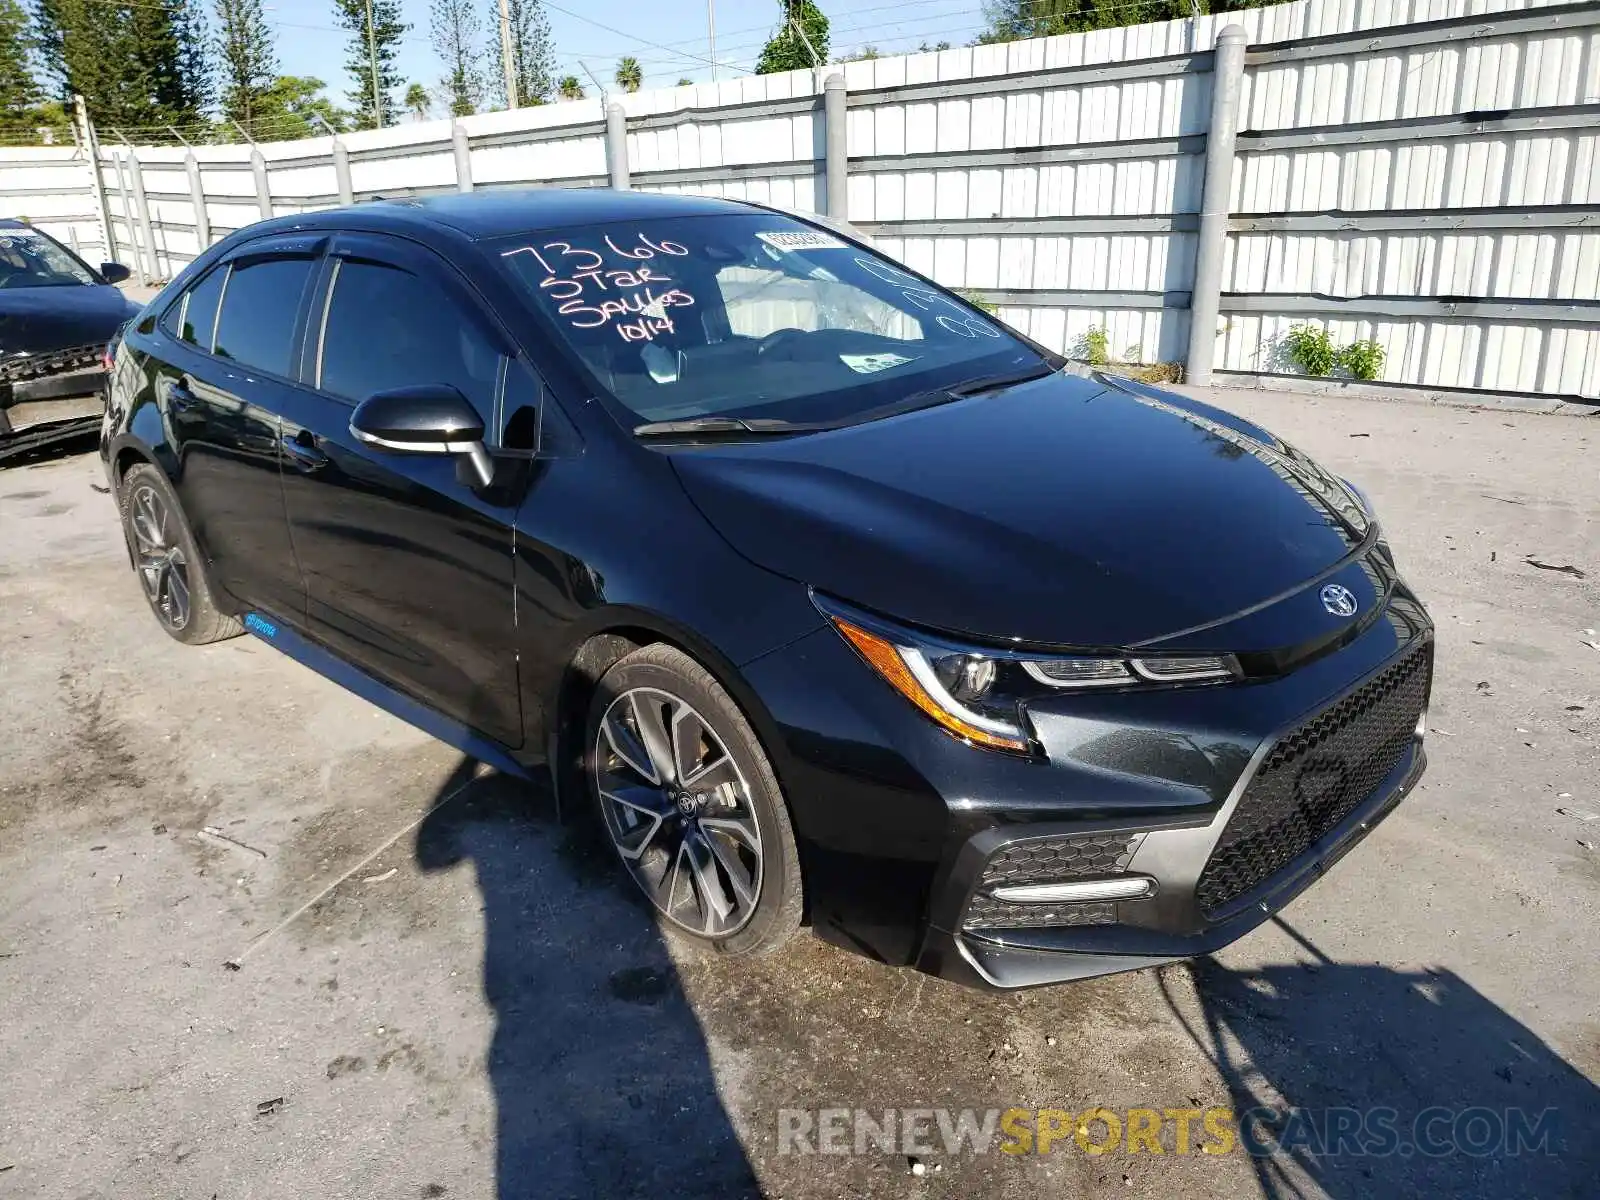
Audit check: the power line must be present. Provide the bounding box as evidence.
[613,0,1194,74]
[540,0,752,75]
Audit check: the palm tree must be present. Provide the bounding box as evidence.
[557,74,584,100]
[615,56,642,93]
[677,77,692,86]
[405,83,430,121]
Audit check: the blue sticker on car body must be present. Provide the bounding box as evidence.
[244,612,277,638]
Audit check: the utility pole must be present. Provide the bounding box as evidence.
[498,0,519,108]
[707,0,717,82]
[366,0,383,127]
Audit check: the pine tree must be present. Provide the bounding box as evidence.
[31,0,210,130]
[755,1,829,75]
[331,0,409,129]
[215,0,277,127]
[431,0,482,116]
[490,0,553,108]
[0,0,42,135]
[169,0,212,117]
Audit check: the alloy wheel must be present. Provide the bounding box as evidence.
[128,484,191,631]
[593,687,763,937]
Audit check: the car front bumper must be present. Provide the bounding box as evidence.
[744,574,1433,990]
[1,347,107,460]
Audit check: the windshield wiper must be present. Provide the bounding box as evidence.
[632,416,809,439]
[631,363,1058,440]
[942,362,1060,397]
[850,362,1059,425]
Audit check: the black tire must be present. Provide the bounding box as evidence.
[584,643,803,957]
[118,462,242,646]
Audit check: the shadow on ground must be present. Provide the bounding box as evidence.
[408,761,1597,1200]
[414,757,760,1200]
[1163,918,1600,1197]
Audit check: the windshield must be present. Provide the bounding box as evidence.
[493,212,1047,428]
[0,228,98,289]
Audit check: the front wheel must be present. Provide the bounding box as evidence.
[585,643,803,957]
[118,463,241,645]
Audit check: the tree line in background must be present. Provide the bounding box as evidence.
[0,0,1285,144]
[0,0,557,142]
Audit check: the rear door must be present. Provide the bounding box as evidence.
[151,236,320,622]
[273,233,524,747]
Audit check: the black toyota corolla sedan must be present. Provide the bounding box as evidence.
[101,189,1432,989]
[1,218,138,463]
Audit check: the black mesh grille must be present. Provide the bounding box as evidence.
[1195,641,1432,915]
[977,832,1141,889]
[964,897,1116,931]
[1,344,104,382]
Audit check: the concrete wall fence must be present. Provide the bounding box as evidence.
[2,0,1596,401]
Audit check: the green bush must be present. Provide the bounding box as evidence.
[1082,326,1111,366]
[956,289,998,316]
[1283,325,1337,376]
[1337,339,1386,381]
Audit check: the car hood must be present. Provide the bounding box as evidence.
[669,371,1373,648]
[0,284,139,361]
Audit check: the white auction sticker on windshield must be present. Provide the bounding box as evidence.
[840,352,914,374]
[756,230,846,252]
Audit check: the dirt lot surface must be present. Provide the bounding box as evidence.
[1,390,1596,1199]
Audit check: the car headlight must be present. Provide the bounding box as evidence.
[815,594,1239,755]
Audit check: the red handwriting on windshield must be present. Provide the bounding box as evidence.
[503,234,695,343]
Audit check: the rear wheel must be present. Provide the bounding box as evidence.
[585,643,803,956]
[118,463,241,645]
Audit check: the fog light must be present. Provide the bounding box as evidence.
[990,876,1156,903]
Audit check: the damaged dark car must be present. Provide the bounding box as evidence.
[1,218,139,463]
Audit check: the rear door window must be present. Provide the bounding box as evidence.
[213,258,314,376]
[162,265,228,352]
[316,259,501,422]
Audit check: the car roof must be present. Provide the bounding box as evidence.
[321,188,760,241]
[0,217,30,229]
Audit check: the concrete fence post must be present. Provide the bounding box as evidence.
[606,103,630,190]
[1185,24,1247,387]
[332,140,354,206]
[452,122,474,193]
[250,149,272,220]
[73,95,116,266]
[126,153,161,281]
[824,72,847,219]
[109,154,145,286]
[184,152,211,250]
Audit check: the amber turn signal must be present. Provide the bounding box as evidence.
[830,617,1031,753]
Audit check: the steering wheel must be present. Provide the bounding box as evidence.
[755,327,806,358]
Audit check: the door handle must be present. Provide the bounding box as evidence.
[281,429,330,472]
[168,380,198,411]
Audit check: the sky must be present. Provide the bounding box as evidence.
[259,0,993,108]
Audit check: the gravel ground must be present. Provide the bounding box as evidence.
[0,390,1596,1200]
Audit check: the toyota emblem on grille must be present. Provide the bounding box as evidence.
[1320,583,1358,617]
